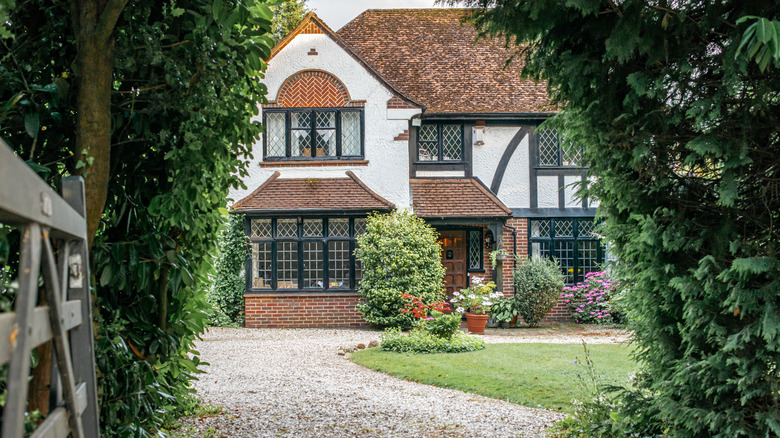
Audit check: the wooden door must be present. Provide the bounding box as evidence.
[439,230,467,301]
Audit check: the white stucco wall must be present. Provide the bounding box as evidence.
[230,33,412,209]
[564,175,582,208]
[472,128,532,210]
[537,175,560,208]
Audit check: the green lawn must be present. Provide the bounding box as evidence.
[350,343,636,413]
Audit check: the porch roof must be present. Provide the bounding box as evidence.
[410,178,511,218]
[232,171,395,213]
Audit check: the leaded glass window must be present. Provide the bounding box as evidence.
[536,128,583,167]
[417,123,463,162]
[528,218,603,283]
[251,243,272,288]
[263,109,363,160]
[468,230,482,271]
[328,241,350,289]
[247,217,366,291]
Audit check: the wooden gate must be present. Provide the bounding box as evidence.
[0,140,100,437]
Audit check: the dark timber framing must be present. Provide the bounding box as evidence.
[409,119,474,177]
[491,126,531,194]
[529,124,588,209]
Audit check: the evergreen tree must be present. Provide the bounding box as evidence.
[208,213,248,326]
[270,0,308,43]
[452,1,780,436]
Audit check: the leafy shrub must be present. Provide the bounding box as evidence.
[421,311,462,340]
[355,211,446,327]
[513,257,565,327]
[562,271,626,325]
[207,213,247,326]
[488,296,517,327]
[449,276,502,314]
[380,327,485,353]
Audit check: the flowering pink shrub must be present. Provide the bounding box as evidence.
[561,271,626,324]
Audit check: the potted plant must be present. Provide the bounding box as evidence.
[487,296,517,328]
[450,276,502,334]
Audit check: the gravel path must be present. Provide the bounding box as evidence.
[177,326,628,437]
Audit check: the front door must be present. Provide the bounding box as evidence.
[438,230,467,301]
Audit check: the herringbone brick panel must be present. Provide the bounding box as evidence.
[277,70,350,107]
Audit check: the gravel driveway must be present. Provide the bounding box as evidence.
[178,326,628,437]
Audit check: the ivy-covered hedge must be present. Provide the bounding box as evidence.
[207,213,247,326]
[355,211,446,327]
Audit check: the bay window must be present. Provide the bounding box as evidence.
[248,217,366,291]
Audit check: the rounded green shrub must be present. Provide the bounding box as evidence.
[355,211,446,327]
[421,311,461,340]
[513,256,565,327]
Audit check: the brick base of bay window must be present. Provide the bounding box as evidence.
[244,293,369,328]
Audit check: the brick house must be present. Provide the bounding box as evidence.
[232,9,602,328]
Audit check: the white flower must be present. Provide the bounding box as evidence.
[453,291,461,297]
[471,276,483,285]
[468,294,476,299]
[456,307,464,313]
[450,298,457,303]
[482,300,493,306]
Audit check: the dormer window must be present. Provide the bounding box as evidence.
[417,123,464,162]
[263,108,364,160]
[536,128,582,167]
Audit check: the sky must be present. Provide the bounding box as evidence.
[307,0,449,31]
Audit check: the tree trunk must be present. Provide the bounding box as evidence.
[71,0,128,247]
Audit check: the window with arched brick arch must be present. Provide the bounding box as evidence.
[263,70,364,161]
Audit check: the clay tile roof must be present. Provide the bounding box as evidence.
[232,171,395,213]
[410,178,511,218]
[337,9,554,115]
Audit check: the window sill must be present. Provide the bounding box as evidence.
[244,291,361,297]
[260,160,369,168]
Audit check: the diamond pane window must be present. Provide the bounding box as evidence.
[578,220,595,238]
[531,220,551,238]
[555,220,573,237]
[263,109,363,160]
[341,112,361,156]
[276,219,297,237]
[303,219,322,237]
[292,130,310,157]
[291,112,310,128]
[316,111,335,128]
[538,129,560,166]
[354,218,367,236]
[316,130,335,156]
[329,218,349,237]
[303,242,323,288]
[251,243,272,288]
[528,217,604,284]
[251,219,271,238]
[417,123,463,162]
[266,113,286,157]
[277,242,298,288]
[468,230,482,270]
[562,141,583,166]
[442,125,463,161]
[328,241,350,289]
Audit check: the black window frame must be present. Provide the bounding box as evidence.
[466,228,485,273]
[527,217,603,284]
[415,122,465,163]
[262,107,365,161]
[535,128,583,168]
[246,216,366,292]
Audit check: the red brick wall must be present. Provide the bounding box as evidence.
[387,96,419,109]
[499,217,528,296]
[542,296,574,322]
[244,293,369,328]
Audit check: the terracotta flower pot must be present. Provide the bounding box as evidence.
[465,313,489,334]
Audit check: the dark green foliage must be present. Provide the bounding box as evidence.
[513,257,565,327]
[208,213,248,326]
[421,311,461,340]
[379,327,485,353]
[457,1,780,436]
[1,1,272,435]
[355,211,446,327]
